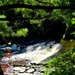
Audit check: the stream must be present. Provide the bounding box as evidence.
[0,39,62,75]
[1,39,62,63]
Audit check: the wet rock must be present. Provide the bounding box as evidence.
[13,67,25,72]
[34,71,43,75]
[26,68,35,73]
[17,73,33,75]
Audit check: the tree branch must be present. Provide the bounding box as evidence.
[0,4,75,10]
[0,4,75,21]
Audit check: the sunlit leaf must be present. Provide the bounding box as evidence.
[71,18,75,24]
[0,15,6,18]
[71,31,75,35]
[16,28,28,37]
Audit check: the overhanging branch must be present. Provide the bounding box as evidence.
[0,4,75,21]
[0,4,75,10]
[0,18,34,21]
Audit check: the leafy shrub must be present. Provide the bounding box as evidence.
[44,47,75,75]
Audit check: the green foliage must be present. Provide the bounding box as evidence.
[51,0,70,6]
[71,18,75,24]
[69,39,75,42]
[0,15,6,18]
[0,1,3,6]
[16,28,28,37]
[35,9,47,18]
[71,31,75,35]
[72,11,75,16]
[21,8,33,18]
[11,32,16,37]
[0,20,13,37]
[44,48,75,75]
[30,0,38,5]
[0,0,75,42]
[0,22,7,31]
[30,20,42,24]
[0,21,8,32]
[51,9,61,20]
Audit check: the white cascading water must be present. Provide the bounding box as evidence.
[1,40,62,64]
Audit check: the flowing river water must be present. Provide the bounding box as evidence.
[0,39,62,75]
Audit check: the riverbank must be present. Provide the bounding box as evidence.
[60,40,75,53]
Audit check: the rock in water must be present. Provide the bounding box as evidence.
[26,68,35,73]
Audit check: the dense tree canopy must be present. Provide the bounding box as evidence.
[0,0,75,43]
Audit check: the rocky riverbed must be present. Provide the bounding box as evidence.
[13,63,44,75]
